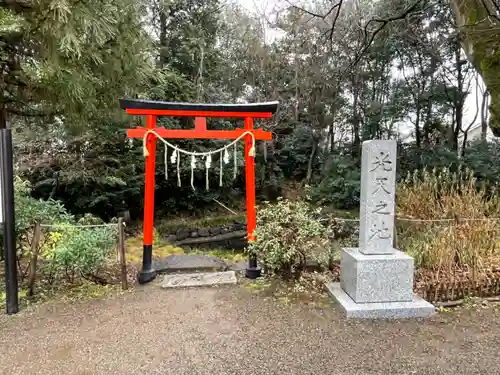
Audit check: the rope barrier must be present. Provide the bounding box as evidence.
[39,223,120,228]
[36,217,499,229]
[327,216,500,223]
[399,217,500,222]
[212,198,240,216]
[327,217,360,222]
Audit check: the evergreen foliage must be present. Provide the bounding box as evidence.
[1,0,498,217]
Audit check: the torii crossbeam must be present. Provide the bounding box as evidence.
[120,98,279,284]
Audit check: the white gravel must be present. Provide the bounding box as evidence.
[0,284,499,375]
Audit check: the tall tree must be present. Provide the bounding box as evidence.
[0,0,153,130]
[449,0,500,136]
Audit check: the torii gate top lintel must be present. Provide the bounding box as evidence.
[119,98,279,118]
[121,98,279,283]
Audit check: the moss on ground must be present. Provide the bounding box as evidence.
[189,248,246,263]
[33,282,126,304]
[241,273,333,308]
[0,281,132,315]
[125,232,185,265]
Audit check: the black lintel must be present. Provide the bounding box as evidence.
[119,98,279,114]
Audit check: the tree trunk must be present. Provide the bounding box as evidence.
[158,11,168,68]
[415,104,421,148]
[329,124,335,153]
[453,106,463,151]
[306,137,318,184]
[328,104,337,153]
[453,43,465,151]
[461,130,468,157]
[352,76,361,156]
[195,43,204,101]
[481,90,490,141]
[423,57,437,145]
[294,56,299,121]
[449,0,500,136]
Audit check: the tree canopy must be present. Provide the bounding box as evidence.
[2,0,499,219]
[1,0,154,130]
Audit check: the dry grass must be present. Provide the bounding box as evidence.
[398,167,500,219]
[397,167,500,275]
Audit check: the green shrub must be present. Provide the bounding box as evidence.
[278,125,318,181]
[248,198,329,279]
[463,139,500,189]
[47,224,117,281]
[8,177,118,286]
[0,177,73,262]
[311,156,361,209]
[13,177,73,249]
[310,141,500,211]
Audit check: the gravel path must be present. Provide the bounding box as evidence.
[0,284,499,375]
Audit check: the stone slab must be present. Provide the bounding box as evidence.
[153,254,228,274]
[340,248,414,303]
[327,282,435,319]
[161,271,237,288]
[359,140,397,255]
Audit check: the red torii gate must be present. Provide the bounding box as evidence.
[120,99,279,284]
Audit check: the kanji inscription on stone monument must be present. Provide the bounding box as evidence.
[359,140,397,254]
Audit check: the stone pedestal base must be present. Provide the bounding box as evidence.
[327,283,435,319]
[341,248,413,303]
[329,248,435,319]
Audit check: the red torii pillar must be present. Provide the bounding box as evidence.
[120,99,278,284]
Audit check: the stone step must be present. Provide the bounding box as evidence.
[161,271,237,288]
[153,254,228,274]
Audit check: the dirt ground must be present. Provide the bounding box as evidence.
[0,283,499,375]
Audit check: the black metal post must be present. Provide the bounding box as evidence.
[1,129,18,314]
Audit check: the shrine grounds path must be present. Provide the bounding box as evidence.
[0,284,499,375]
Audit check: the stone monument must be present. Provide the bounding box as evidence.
[327,140,435,319]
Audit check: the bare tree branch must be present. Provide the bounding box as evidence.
[288,0,340,20]
[290,0,429,69]
[350,0,425,68]
[481,89,490,138]
[328,0,343,41]
[289,0,344,41]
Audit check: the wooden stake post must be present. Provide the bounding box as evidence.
[118,218,128,290]
[120,99,278,284]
